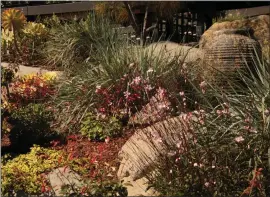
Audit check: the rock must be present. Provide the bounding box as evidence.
[118,114,194,181]
[47,167,83,196]
[1,62,63,78]
[122,176,159,196]
[146,41,204,63]
[199,15,269,60]
[129,87,172,126]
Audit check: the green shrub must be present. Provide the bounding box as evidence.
[1,66,16,85]
[1,145,63,196]
[80,113,122,141]
[9,103,54,148]
[54,40,196,134]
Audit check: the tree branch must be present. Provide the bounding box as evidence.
[142,2,149,45]
[123,1,140,36]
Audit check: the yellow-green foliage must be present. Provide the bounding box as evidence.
[1,29,14,45]
[1,145,63,195]
[23,22,48,37]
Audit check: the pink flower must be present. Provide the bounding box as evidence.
[179,91,185,96]
[132,76,141,85]
[199,81,206,88]
[199,81,207,93]
[145,84,153,91]
[216,110,222,115]
[157,87,166,100]
[235,136,244,143]
[124,91,131,99]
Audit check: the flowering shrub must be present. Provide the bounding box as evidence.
[147,52,270,196]
[1,145,63,196]
[11,72,56,104]
[95,72,156,116]
[80,113,123,141]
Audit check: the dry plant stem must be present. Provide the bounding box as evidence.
[12,25,22,57]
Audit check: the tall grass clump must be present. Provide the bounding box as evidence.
[146,48,270,196]
[53,28,200,134]
[41,14,125,70]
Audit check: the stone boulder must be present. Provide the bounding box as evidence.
[146,41,205,63]
[129,88,172,126]
[117,114,194,181]
[47,167,83,196]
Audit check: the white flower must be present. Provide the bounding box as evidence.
[105,137,110,144]
[95,85,101,93]
[176,142,182,148]
[147,68,154,73]
[193,163,198,167]
[212,165,215,169]
[156,138,163,143]
[204,182,210,187]
[157,104,167,109]
[235,136,244,143]
[169,169,173,174]
[179,91,185,96]
[129,63,135,69]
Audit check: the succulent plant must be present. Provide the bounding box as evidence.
[1,8,27,56]
[1,29,14,43]
[1,8,26,31]
[23,22,48,37]
[1,29,14,55]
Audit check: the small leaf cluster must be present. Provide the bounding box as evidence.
[80,113,123,141]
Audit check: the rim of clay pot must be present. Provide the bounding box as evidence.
[213,28,254,37]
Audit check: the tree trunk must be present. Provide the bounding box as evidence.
[123,2,140,36]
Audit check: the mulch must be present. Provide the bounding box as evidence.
[51,128,135,180]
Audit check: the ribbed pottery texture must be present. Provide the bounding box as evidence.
[203,29,261,83]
